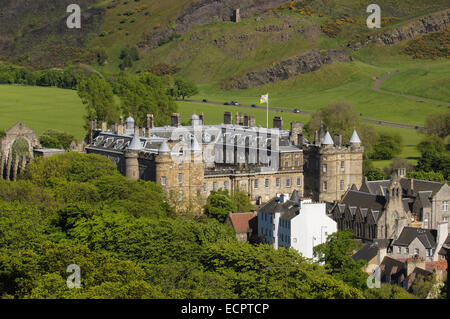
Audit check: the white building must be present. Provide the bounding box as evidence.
[258,190,337,259]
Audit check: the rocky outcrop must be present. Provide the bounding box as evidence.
[140,0,287,49]
[223,49,352,89]
[348,9,450,50]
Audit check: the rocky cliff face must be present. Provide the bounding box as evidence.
[348,9,450,50]
[223,49,352,89]
[140,0,288,49]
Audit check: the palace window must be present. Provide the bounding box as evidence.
[286,178,291,187]
[295,160,300,167]
[254,179,259,189]
[224,181,229,189]
[178,173,183,185]
[323,181,327,191]
[285,161,289,168]
[161,176,166,186]
[341,161,345,171]
[203,183,207,192]
[414,248,419,255]
[265,179,270,188]
[297,177,302,186]
[276,178,281,187]
[322,164,327,173]
[443,201,449,211]
[340,180,345,191]
[213,182,218,191]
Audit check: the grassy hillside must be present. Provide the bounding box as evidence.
[0,85,85,140]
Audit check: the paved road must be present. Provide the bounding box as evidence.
[182,99,425,130]
[373,70,450,107]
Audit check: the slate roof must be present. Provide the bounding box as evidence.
[438,235,450,255]
[392,227,437,249]
[360,180,390,195]
[341,190,386,212]
[352,239,392,262]
[259,191,301,220]
[400,178,444,197]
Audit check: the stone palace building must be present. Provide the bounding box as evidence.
[84,111,364,209]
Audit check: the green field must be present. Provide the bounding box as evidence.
[187,58,449,127]
[0,84,424,174]
[0,85,85,140]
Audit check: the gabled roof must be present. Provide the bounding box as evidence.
[392,227,437,249]
[228,212,257,233]
[352,239,391,262]
[290,189,300,203]
[360,180,390,195]
[340,190,386,213]
[399,178,444,197]
[259,197,299,220]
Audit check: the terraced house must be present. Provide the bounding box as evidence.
[331,168,450,242]
[85,112,364,210]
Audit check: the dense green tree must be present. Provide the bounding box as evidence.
[39,129,75,150]
[231,189,254,213]
[171,79,199,100]
[425,111,450,138]
[77,75,119,129]
[305,102,378,155]
[363,160,386,181]
[313,230,368,290]
[416,135,450,179]
[39,135,61,149]
[370,132,402,160]
[383,157,415,177]
[115,72,177,126]
[204,190,237,223]
[406,171,445,182]
[363,283,417,299]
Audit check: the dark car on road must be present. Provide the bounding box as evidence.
[202,99,208,102]
[231,101,239,106]
[293,108,300,113]
[251,104,256,108]
[224,102,229,105]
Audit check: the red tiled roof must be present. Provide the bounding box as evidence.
[229,212,257,233]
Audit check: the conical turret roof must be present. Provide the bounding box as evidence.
[322,132,334,145]
[158,140,170,153]
[191,137,202,151]
[128,134,143,151]
[350,130,361,144]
